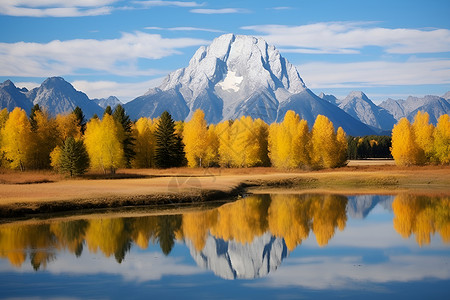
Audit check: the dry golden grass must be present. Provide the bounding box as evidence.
[0,161,449,218]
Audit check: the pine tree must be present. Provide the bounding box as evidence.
[73,106,86,135]
[113,105,135,168]
[59,137,90,177]
[103,106,112,116]
[154,111,185,168]
[29,104,41,131]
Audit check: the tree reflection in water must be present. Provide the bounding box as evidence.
[0,193,448,271]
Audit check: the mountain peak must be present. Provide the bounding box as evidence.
[160,33,306,97]
[346,91,369,101]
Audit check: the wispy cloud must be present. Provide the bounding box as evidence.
[243,22,450,54]
[191,8,249,14]
[299,59,450,88]
[133,1,203,8]
[0,32,208,77]
[0,0,205,17]
[145,26,224,33]
[270,7,292,10]
[0,0,118,17]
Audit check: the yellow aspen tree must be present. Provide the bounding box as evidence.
[29,110,59,169]
[433,114,450,164]
[215,120,234,167]
[391,118,423,165]
[336,127,348,167]
[270,111,311,169]
[269,111,300,168]
[0,108,8,129]
[85,114,125,174]
[55,113,82,143]
[183,109,208,167]
[50,145,62,170]
[132,117,156,168]
[203,124,219,166]
[311,115,339,168]
[228,116,268,167]
[1,108,32,171]
[0,108,9,167]
[412,111,435,162]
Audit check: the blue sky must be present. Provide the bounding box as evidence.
[1,0,449,103]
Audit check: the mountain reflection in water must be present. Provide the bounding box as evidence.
[0,193,449,279]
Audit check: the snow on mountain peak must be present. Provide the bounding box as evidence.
[160,34,306,99]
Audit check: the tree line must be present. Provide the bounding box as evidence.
[0,106,349,174]
[390,111,450,165]
[1,105,448,175]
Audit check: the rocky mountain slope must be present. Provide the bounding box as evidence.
[125,34,375,136]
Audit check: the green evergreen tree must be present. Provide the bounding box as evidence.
[59,137,90,177]
[73,106,86,135]
[113,105,136,168]
[29,104,41,131]
[103,106,112,117]
[154,111,185,168]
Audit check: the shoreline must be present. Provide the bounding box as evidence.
[1,164,449,220]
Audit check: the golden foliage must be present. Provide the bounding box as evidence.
[55,113,82,142]
[433,114,450,164]
[0,108,32,170]
[392,194,450,246]
[132,117,156,168]
[183,109,209,167]
[84,114,125,173]
[268,110,311,169]
[391,118,424,165]
[311,115,341,168]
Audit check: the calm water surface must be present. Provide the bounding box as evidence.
[0,193,449,299]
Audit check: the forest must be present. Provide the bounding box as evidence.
[0,105,448,175]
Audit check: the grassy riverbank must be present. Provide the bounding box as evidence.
[1,162,449,219]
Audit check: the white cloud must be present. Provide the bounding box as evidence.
[134,1,203,8]
[250,254,450,289]
[190,8,248,14]
[72,78,164,102]
[0,0,118,17]
[8,250,205,283]
[270,7,292,10]
[243,22,450,54]
[145,26,224,33]
[298,59,450,88]
[0,32,208,77]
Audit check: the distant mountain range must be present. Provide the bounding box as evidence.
[1,34,449,134]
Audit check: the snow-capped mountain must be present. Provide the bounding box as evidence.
[337,91,397,131]
[346,195,394,219]
[379,95,450,125]
[27,77,103,118]
[92,96,122,109]
[186,232,288,280]
[0,80,33,113]
[125,34,375,136]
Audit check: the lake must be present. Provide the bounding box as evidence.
[0,193,449,299]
